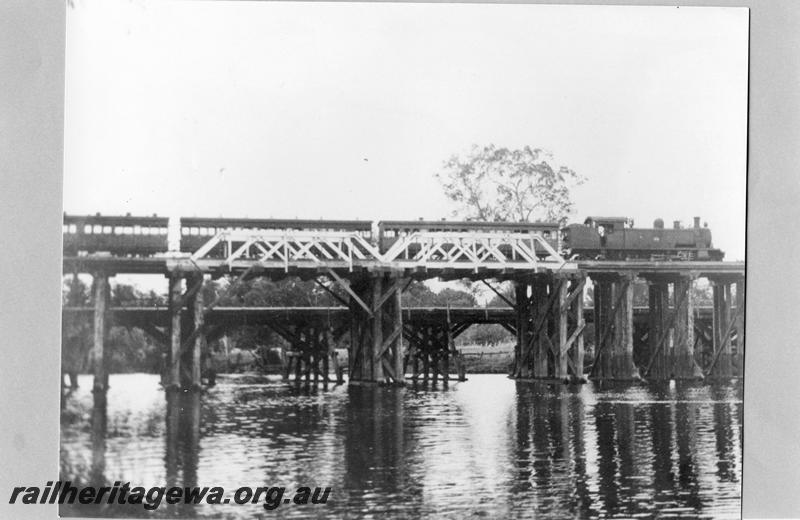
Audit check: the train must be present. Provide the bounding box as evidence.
[62,213,724,261]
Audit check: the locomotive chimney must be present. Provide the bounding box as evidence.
[673,220,681,229]
[653,218,664,229]
[693,216,700,229]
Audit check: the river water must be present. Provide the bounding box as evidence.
[60,374,742,519]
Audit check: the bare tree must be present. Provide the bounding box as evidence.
[436,144,585,225]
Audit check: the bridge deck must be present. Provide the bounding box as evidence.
[63,255,744,279]
[576,260,745,278]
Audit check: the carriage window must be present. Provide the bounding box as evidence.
[160,227,168,235]
[141,227,150,235]
[62,224,68,233]
[543,231,551,238]
[69,224,77,233]
[123,226,133,234]
[191,227,199,235]
[102,226,111,234]
[182,227,190,235]
[93,225,102,233]
[133,225,141,235]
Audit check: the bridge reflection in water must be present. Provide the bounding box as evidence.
[60,374,741,519]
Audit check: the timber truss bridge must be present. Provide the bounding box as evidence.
[62,223,745,392]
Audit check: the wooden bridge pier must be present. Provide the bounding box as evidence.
[735,279,745,375]
[703,275,745,379]
[348,273,406,385]
[513,273,586,383]
[272,322,340,387]
[91,271,110,393]
[588,273,640,381]
[403,312,467,387]
[638,274,703,380]
[165,272,206,391]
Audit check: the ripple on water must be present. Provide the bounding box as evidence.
[60,373,742,519]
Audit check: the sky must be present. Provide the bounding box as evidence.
[64,1,748,269]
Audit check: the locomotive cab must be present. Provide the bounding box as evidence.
[582,217,632,255]
[583,217,633,233]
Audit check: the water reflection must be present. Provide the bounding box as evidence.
[343,385,419,516]
[90,391,107,488]
[61,375,742,519]
[164,391,201,517]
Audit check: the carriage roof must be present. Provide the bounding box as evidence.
[63,214,169,226]
[180,217,371,231]
[378,220,559,230]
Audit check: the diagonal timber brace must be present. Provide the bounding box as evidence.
[327,268,372,316]
[588,275,638,381]
[349,275,406,384]
[512,275,586,382]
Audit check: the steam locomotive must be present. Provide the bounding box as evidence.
[562,216,724,261]
[62,213,724,261]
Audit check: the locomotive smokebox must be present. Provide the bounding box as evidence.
[693,216,700,229]
[673,220,681,229]
[654,218,664,229]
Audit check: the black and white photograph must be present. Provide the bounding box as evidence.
[50,1,749,518]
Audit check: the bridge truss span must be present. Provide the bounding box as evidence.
[189,229,381,270]
[379,230,565,271]
[186,227,569,274]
